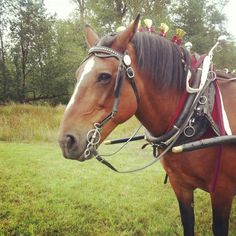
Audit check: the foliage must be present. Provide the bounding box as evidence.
[170,0,229,53]
[0,0,236,104]
[74,0,171,34]
[215,42,236,70]
[0,0,84,104]
[0,103,140,142]
[0,0,11,102]
[0,103,64,142]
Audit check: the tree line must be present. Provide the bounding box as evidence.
[0,0,235,104]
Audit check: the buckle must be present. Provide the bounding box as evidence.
[126,67,135,78]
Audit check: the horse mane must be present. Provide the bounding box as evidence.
[97,32,191,91]
[132,32,191,91]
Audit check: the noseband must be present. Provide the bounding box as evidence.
[83,46,139,159]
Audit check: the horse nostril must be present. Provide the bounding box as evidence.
[65,134,77,150]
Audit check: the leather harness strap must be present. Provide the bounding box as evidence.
[82,43,233,177]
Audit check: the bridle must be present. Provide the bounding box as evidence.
[74,35,236,175]
[83,46,139,160]
[81,45,183,173]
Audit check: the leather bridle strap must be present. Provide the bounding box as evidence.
[83,46,139,159]
[88,46,139,127]
[85,46,181,173]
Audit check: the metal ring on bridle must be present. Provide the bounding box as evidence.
[86,128,101,145]
[126,67,135,78]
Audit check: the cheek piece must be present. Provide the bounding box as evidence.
[82,46,139,161]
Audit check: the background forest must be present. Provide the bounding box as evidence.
[0,0,236,104]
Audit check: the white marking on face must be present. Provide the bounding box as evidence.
[66,57,95,111]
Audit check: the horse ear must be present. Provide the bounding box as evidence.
[113,14,140,52]
[85,24,99,48]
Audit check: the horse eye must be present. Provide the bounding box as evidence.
[97,73,112,83]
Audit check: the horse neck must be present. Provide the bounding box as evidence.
[135,78,182,136]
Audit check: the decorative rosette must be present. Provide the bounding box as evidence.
[171,28,186,45]
[159,23,169,37]
[142,18,155,32]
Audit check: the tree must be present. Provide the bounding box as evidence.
[0,0,11,101]
[170,0,229,53]
[8,0,55,101]
[72,0,171,34]
[73,0,86,23]
[4,0,74,104]
[0,0,87,104]
[215,42,236,70]
[42,19,87,104]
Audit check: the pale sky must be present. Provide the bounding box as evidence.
[44,0,76,19]
[44,0,236,38]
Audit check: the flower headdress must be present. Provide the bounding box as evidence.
[116,18,186,45]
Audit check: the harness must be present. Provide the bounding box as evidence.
[146,58,218,148]
[83,45,183,173]
[82,41,236,177]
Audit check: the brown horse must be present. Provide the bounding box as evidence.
[58,16,236,236]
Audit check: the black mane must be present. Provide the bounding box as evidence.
[132,32,191,91]
[97,32,191,91]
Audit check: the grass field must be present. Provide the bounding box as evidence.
[0,104,63,143]
[0,104,236,235]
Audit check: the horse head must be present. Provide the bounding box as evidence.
[58,15,141,161]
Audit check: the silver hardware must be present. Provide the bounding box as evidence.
[217,35,227,44]
[84,123,102,159]
[184,119,196,138]
[84,147,91,158]
[123,55,131,66]
[185,42,192,52]
[184,125,196,138]
[195,107,203,116]
[199,96,207,105]
[208,71,216,81]
[89,46,122,59]
[126,67,135,78]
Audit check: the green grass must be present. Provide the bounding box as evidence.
[0,104,64,143]
[1,104,236,235]
[0,103,141,143]
[1,142,236,236]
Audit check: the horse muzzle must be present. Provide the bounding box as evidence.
[58,134,92,161]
